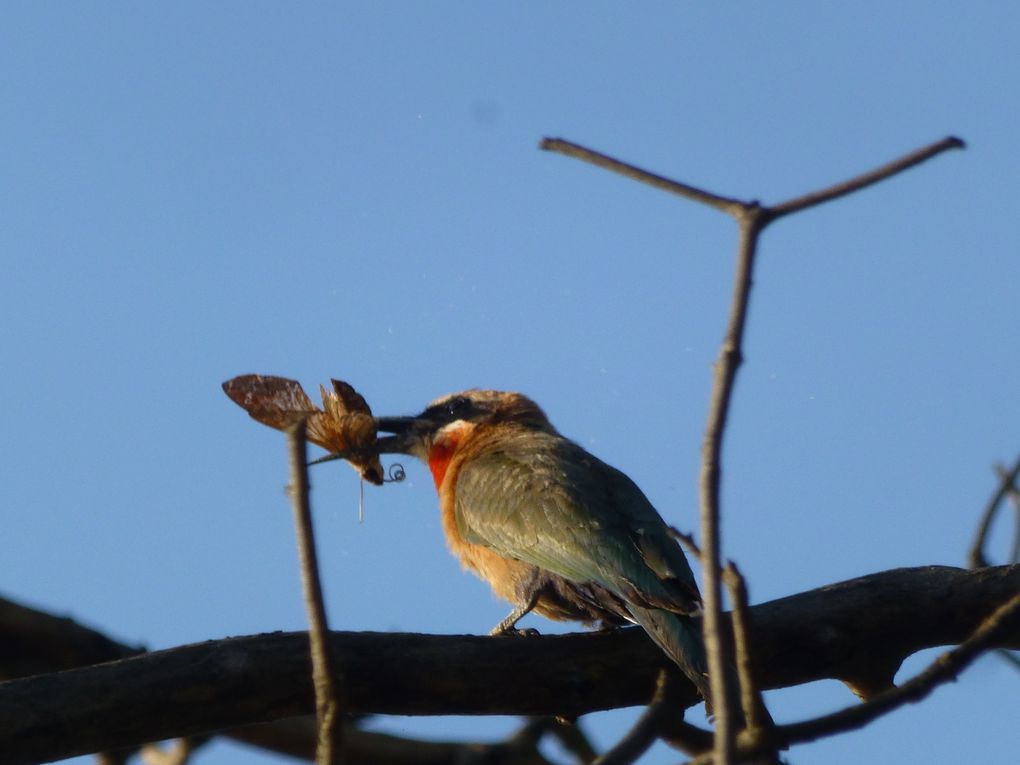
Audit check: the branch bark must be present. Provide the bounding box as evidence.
[1,565,1017,765]
[287,420,344,764]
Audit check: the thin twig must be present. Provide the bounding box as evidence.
[667,526,702,560]
[768,136,965,221]
[287,420,344,764]
[540,138,744,216]
[592,670,673,765]
[987,462,1020,671]
[722,564,770,734]
[547,720,600,764]
[658,719,714,756]
[968,452,1020,568]
[483,717,559,765]
[777,591,1020,747]
[699,209,766,761]
[993,462,1020,565]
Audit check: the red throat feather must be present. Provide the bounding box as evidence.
[427,433,461,489]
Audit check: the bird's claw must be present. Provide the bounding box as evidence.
[489,626,541,637]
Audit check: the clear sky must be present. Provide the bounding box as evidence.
[2,3,1017,764]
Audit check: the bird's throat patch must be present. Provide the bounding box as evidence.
[427,423,468,489]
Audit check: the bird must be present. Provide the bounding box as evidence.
[373,388,717,707]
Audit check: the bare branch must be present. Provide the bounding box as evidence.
[540,138,744,215]
[1006,469,1020,565]
[995,461,1020,565]
[667,526,701,560]
[0,596,141,681]
[768,136,965,220]
[547,720,599,764]
[658,719,714,757]
[976,459,1020,671]
[684,593,1020,763]
[968,452,1020,567]
[699,208,766,758]
[778,591,1020,747]
[541,136,966,765]
[287,420,344,764]
[592,670,671,765]
[723,564,770,734]
[2,566,1016,764]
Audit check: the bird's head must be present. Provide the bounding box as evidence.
[375,389,556,463]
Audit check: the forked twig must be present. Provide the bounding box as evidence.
[969,453,1020,568]
[1003,466,1020,565]
[287,420,344,764]
[970,457,1020,672]
[681,595,1020,765]
[777,591,1020,747]
[544,134,965,763]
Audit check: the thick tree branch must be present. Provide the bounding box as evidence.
[778,590,1020,747]
[1,565,1017,765]
[0,596,142,681]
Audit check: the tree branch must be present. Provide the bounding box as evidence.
[698,208,765,756]
[287,420,344,764]
[778,590,1020,747]
[591,670,671,765]
[541,137,965,763]
[539,138,744,215]
[969,452,1020,567]
[723,564,770,734]
[1,565,1016,765]
[767,136,965,221]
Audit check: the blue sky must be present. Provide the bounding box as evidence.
[2,3,1017,764]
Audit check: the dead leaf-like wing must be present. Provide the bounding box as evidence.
[331,379,373,415]
[223,374,384,484]
[222,374,320,430]
[318,381,383,484]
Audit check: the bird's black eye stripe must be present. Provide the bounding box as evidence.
[423,395,475,421]
[444,396,472,417]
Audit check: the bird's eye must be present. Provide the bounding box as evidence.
[445,396,471,417]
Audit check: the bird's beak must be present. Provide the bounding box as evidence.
[374,415,427,455]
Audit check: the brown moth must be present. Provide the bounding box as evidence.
[222,374,384,485]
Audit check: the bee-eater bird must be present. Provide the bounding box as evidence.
[374,389,714,706]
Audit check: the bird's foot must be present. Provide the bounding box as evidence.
[489,624,541,637]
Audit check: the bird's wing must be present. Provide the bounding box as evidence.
[453,438,701,614]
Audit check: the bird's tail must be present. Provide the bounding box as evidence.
[627,604,713,703]
[627,605,754,728]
